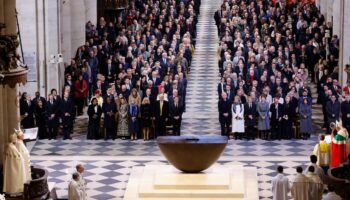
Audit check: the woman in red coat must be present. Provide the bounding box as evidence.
[75,74,88,115]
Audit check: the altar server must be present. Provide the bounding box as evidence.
[291,166,311,200]
[306,166,323,200]
[2,133,27,196]
[76,164,87,200]
[15,129,31,181]
[68,172,82,200]
[271,166,289,200]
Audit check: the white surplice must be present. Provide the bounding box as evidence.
[68,179,82,200]
[271,173,290,200]
[306,172,323,200]
[291,173,311,200]
[16,140,32,181]
[2,143,27,195]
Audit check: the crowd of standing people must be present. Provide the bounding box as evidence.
[216,0,350,140]
[19,0,201,140]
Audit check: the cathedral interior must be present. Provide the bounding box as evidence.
[0,0,350,199]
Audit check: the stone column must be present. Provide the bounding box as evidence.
[0,0,24,165]
[339,0,350,87]
[60,0,72,64]
[70,0,85,58]
[84,0,97,25]
[332,0,341,36]
[326,0,334,23]
[45,0,60,94]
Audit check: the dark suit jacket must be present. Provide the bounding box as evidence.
[244,103,257,126]
[341,101,350,124]
[169,101,184,119]
[218,99,232,123]
[326,101,341,120]
[153,100,169,120]
[61,98,74,126]
[46,101,59,126]
[270,103,283,123]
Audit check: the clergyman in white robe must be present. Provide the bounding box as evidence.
[76,164,87,200]
[271,173,290,200]
[68,173,82,200]
[15,129,32,181]
[306,171,323,200]
[2,134,27,195]
[291,168,311,200]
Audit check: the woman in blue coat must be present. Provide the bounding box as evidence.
[128,99,139,140]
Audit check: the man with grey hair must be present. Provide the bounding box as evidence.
[76,164,87,200]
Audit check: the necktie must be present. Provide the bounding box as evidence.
[276,105,278,119]
[160,102,163,116]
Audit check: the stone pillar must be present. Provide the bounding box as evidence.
[45,0,60,94]
[60,0,72,64]
[326,0,334,23]
[3,0,16,34]
[333,0,341,36]
[0,0,25,166]
[16,0,39,96]
[70,0,85,60]
[84,0,97,25]
[339,0,350,87]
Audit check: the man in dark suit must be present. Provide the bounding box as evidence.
[217,77,225,98]
[33,91,46,107]
[341,94,350,133]
[244,96,257,140]
[270,97,283,140]
[218,92,232,137]
[326,94,341,133]
[169,96,183,136]
[61,92,74,140]
[46,94,59,140]
[150,71,161,86]
[225,84,234,103]
[104,59,116,83]
[20,95,35,129]
[153,94,169,137]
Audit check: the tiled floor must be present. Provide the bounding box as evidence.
[30,0,324,199]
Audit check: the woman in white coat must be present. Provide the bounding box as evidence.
[232,95,245,139]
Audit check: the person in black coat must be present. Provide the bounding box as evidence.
[87,98,102,139]
[341,94,350,133]
[270,97,283,140]
[103,96,117,140]
[34,99,47,139]
[326,94,341,133]
[61,92,74,140]
[33,91,46,107]
[153,94,169,137]
[169,96,184,136]
[244,96,257,140]
[218,92,232,137]
[141,97,152,140]
[281,96,294,139]
[46,94,59,140]
[20,92,35,129]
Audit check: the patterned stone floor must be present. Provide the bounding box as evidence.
[29,0,324,199]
